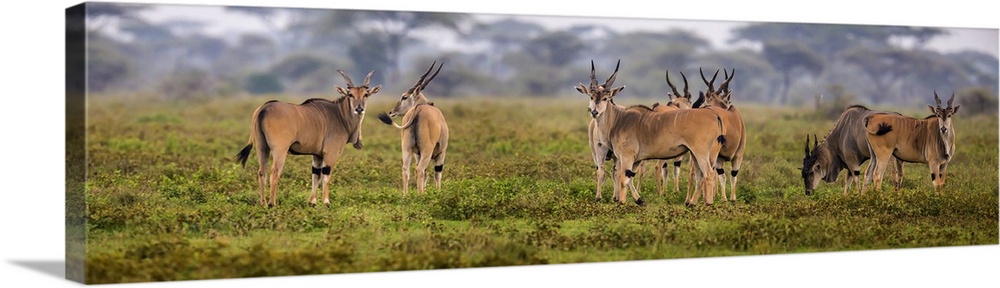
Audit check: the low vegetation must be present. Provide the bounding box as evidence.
[82,95,999,284]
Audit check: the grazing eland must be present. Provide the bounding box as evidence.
[861,91,960,193]
[800,105,904,196]
[236,70,381,207]
[378,61,450,195]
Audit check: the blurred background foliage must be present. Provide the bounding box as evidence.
[85,3,997,112]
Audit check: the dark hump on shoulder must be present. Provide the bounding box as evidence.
[846,104,870,111]
[300,98,332,106]
[625,104,654,112]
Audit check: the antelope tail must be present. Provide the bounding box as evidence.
[236,141,252,167]
[863,116,893,136]
[236,102,273,168]
[378,112,419,130]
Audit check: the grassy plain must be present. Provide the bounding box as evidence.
[81,94,998,283]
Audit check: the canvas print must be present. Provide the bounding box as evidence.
[65,1,999,284]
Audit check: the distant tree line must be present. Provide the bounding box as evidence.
[85,3,998,111]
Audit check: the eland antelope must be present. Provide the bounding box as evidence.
[696,68,747,202]
[579,63,688,202]
[800,105,903,196]
[648,69,695,196]
[580,60,727,206]
[378,61,450,195]
[580,60,636,202]
[236,70,381,207]
[861,91,960,193]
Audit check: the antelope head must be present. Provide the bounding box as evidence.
[576,59,625,119]
[700,68,734,109]
[335,70,381,116]
[389,61,443,118]
[928,91,960,158]
[665,70,693,109]
[801,134,825,196]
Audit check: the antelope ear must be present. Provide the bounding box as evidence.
[952,105,960,115]
[335,86,349,96]
[368,85,382,96]
[609,85,626,97]
[927,105,937,114]
[575,84,589,95]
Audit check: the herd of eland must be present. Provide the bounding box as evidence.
[234,59,962,208]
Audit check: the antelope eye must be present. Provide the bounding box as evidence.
[402,96,408,100]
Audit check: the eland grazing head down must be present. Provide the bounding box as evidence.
[800,105,905,196]
[235,70,381,207]
[801,134,825,196]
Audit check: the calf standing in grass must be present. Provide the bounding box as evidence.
[861,91,960,193]
[378,61,450,195]
[236,70,381,207]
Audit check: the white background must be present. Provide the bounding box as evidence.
[0,0,996,287]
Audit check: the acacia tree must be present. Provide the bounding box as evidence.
[503,30,588,96]
[731,23,947,63]
[468,18,546,79]
[597,30,710,97]
[316,10,469,85]
[762,41,824,104]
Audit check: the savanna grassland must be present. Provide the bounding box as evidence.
[81,94,999,284]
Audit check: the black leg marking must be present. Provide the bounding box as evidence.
[625,169,636,178]
[434,165,443,172]
[716,168,725,175]
[662,162,669,168]
[731,170,739,177]
[674,161,681,167]
[635,198,645,206]
[321,166,331,175]
[312,167,322,175]
[854,170,861,176]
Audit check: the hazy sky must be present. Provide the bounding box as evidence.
[125,2,998,57]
